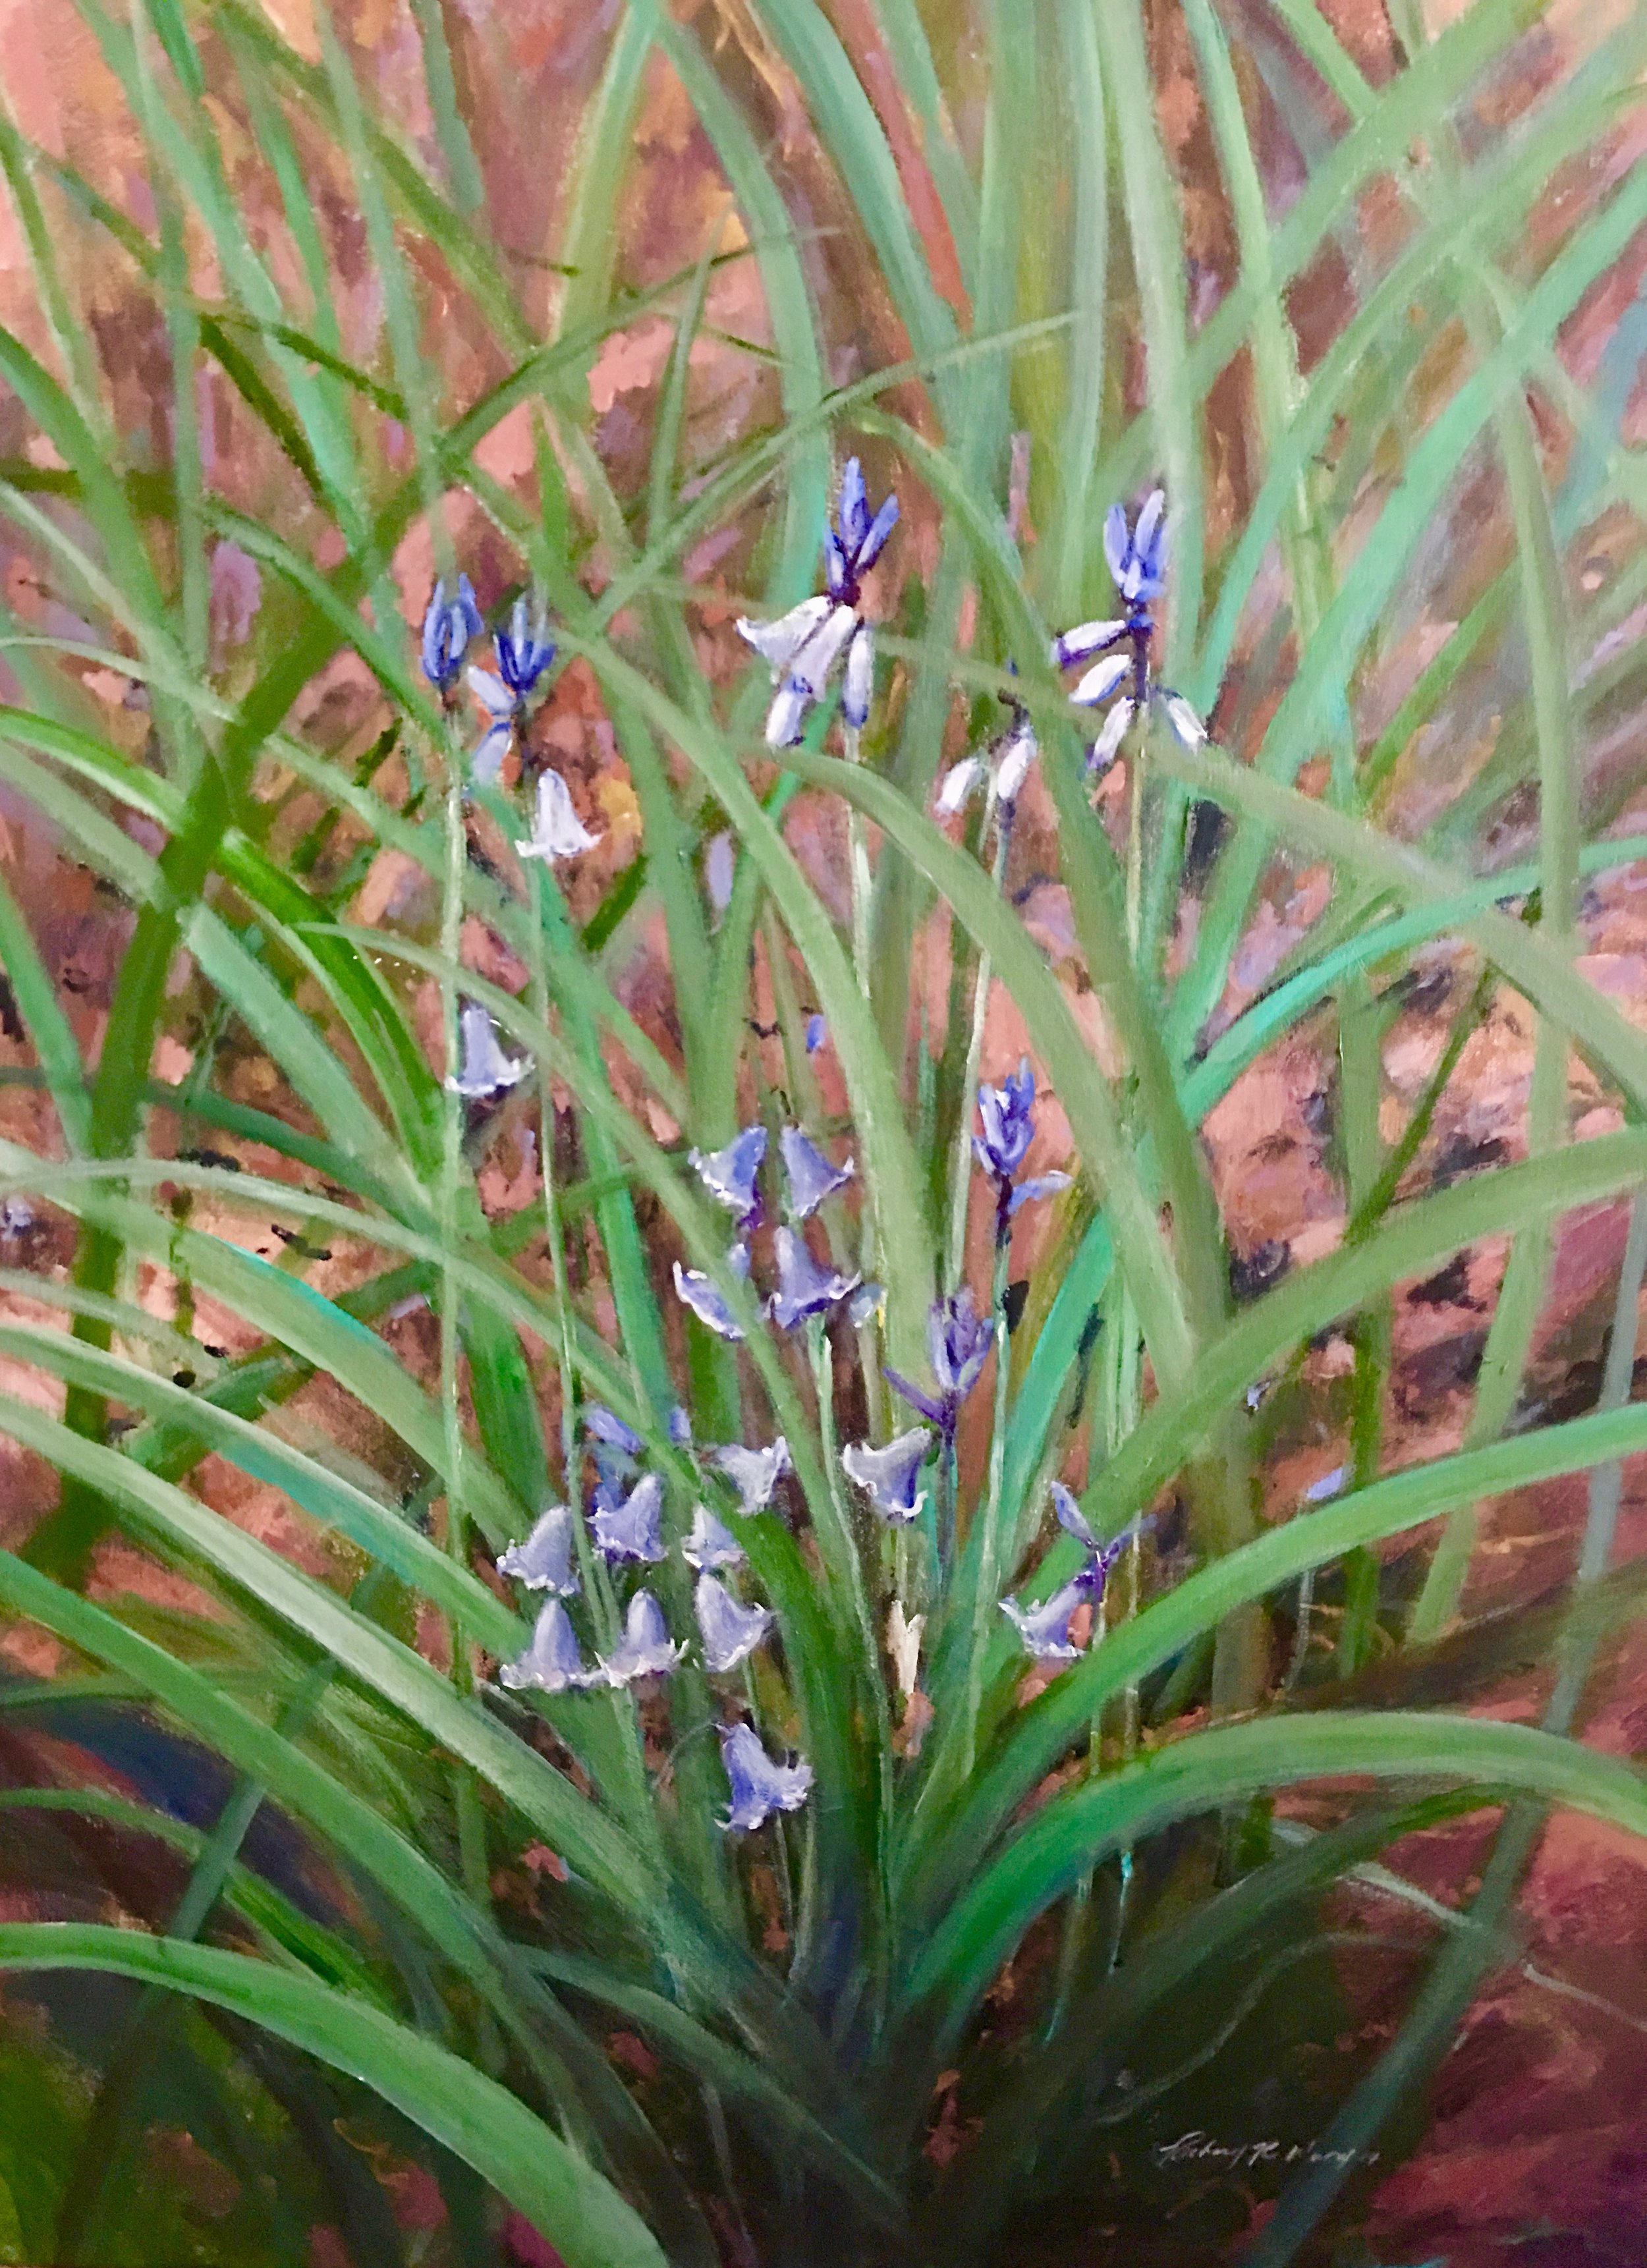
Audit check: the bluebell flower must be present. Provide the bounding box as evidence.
[500,1599,600,1693]
[515,769,601,861]
[780,1126,853,1220]
[420,574,482,692]
[682,1503,744,1572]
[841,1427,932,1525]
[586,1408,644,1457]
[736,458,897,746]
[667,1406,693,1449]
[999,1568,1100,1663]
[688,1126,766,1227]
[447,1003,529,1100]
[717,1720,813,1833]
[600,1590,685,1685]
[805,1014,827,1055]
[710,1437,791,1516]
[497,1502,579,1597]
[673,1253,748,1342]
[694,1575,773,1674]
[590,1470,665,1565]
[935,702,1038,819]
[768,1226,860,1331]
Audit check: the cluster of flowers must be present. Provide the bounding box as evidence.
[935,489,1207,824]
[495,1405,810,1833]
[1001,1487,1155,1659]
[671,1119,869,1343]
[420,579,607,1103]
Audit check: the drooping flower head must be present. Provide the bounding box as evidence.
[420,574,482,692]
[935,690,1038,821]
[717,1720,813,1833]
[497,1502,579,1597]
[586,1407,644,1457]
[448,1003,529,1101]
[682,1503,744,1572]
[768,1226,860,1331]
[779,1126,853,1221]
[999,1568,1101,1663]
[841,1427,932,1525]
[500,1599,600,1694]
[516,769,601,862]
[694,1575,773,1674]
[673,1247,749,1342]
[710,1438,791,1517]
[590,1470,665,1566]
[600,1590,685,1685]
[689,1126,767,1229]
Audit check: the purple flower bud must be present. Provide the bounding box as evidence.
[1000,1569,1100,1662]
[600,1590,684,1685]
[974,1058,1036,1185]
[768,1227,860,1331]
[682,1503,744,1572]
[495,596,555,700]
[497,1502,579,1597]
[780,1126,854,1220]
[717,1720,812,1833]
[590,1471,665,1565]
[1103,489,1169,604]
[667,1406,693,1448]
[805,1014,827,1055]
[929,1286,992,1404]
[841,1427,932,1524]
[710,1437,791,1516]
[694,1575,773,1673]
[500,1599,600,1693]
[420,574,482,690]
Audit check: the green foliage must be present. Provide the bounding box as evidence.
[0,1,1642,2262]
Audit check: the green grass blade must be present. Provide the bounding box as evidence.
[0,1923,668,2268]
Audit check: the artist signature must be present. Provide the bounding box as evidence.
[1152,2130,1382,2173]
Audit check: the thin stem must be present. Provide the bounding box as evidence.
[946,790,1011,1286]
[959,1232,1015,1779]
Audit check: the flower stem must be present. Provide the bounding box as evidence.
[959,1231,1015,1779]
[946,790,1011,1286]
